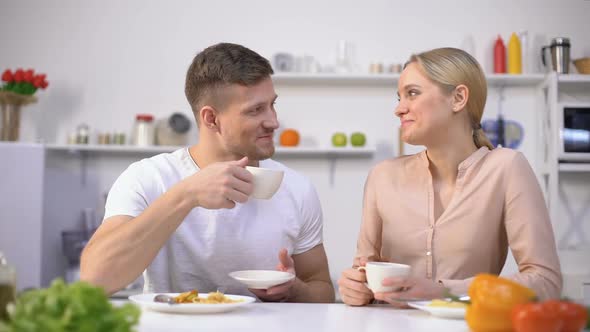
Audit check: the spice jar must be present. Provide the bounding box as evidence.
[132,114,155,146]
[0,252,16,321]
[76,123,90,144]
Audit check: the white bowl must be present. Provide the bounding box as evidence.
[245,166,284,199]
[229,270,295,289]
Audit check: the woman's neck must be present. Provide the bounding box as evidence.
[426,140,478,184]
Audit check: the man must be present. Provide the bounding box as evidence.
[80,43,335,303]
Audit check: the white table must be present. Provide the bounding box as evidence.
[134,303,470,332]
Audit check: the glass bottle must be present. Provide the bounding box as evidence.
[0,252,16,321]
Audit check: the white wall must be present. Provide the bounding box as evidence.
[1,0,590,292]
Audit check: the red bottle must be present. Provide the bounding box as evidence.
[494,36,506,73]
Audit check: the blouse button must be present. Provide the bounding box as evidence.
[426,251,432,256]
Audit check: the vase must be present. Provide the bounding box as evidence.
[0,91,37,142]
[1,104,21,141]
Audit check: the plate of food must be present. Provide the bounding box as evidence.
[229,270,295,289]
[129,290,256,314]
[407,299,467,320]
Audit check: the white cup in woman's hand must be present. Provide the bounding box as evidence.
[357,262,411,293]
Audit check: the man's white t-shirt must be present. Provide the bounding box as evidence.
[104,148,323,295]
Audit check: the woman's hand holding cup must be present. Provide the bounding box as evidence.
[338,258,373,306]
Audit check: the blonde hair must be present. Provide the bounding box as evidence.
[405,47,494,150]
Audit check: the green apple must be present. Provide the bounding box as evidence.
[350,132,366,147]
[331,132,347,147]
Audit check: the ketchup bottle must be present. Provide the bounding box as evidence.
[494,35,506,73]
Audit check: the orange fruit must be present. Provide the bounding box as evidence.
[280,129,300,147]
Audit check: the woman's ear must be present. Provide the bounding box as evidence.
[452,84,469,113]
[200,106,219,131]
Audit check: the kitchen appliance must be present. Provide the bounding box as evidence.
[61,230,87,283]
[156,112,191,146]
[541,37,571,74]
[273,53,294,72]
[557,103,590,161]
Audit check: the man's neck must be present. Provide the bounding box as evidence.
[189,141,259,169]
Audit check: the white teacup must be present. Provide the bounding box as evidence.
[357,262,411,293]
[245,166,284,199]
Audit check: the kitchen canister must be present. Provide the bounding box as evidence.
[132,114,155,146]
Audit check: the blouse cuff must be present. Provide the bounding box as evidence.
[438,278,471,296]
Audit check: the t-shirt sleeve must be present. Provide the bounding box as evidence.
[103,162,152,221]
[293,180,323,255]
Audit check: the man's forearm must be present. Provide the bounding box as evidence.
[80,182,195,294]
[289,278,335,303]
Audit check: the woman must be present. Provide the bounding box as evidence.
[338,47,562,306]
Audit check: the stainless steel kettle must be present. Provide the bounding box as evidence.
[541,37,571,74]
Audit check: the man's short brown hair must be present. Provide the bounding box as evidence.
[185,43,274,121]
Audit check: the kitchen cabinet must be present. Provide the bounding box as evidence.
[540,73,590,300]
[0,143,44,291]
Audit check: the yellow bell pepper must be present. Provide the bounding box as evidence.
[466,274,536,332]
[467,303,514,332]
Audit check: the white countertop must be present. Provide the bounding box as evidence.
[132,303,469,332]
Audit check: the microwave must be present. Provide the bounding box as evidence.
[558,103,590,162]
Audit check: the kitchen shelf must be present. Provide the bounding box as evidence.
[559,163,590,172]
[272,73,545,87]
[486,74,546,87]
[557,74,590,84]
[275,146,376,157]
[45,144,376,158]
[272,73,399,86]
[46,144,182,154]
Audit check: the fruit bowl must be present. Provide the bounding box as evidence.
[573,57,590,74]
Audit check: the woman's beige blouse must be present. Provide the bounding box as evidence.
[354,147,562,299]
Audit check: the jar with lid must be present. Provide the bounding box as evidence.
[0,252,16,321]
[156,112,192,146]
[132,114,155,146]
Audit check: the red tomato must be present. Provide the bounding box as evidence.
[512,302,562,332]
[542,300,588,332]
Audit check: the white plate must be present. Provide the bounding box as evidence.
[407,300,466,320]
[129,293,256,314]
[229,270,295,289]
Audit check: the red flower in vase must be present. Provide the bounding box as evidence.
[1,68,49,96]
